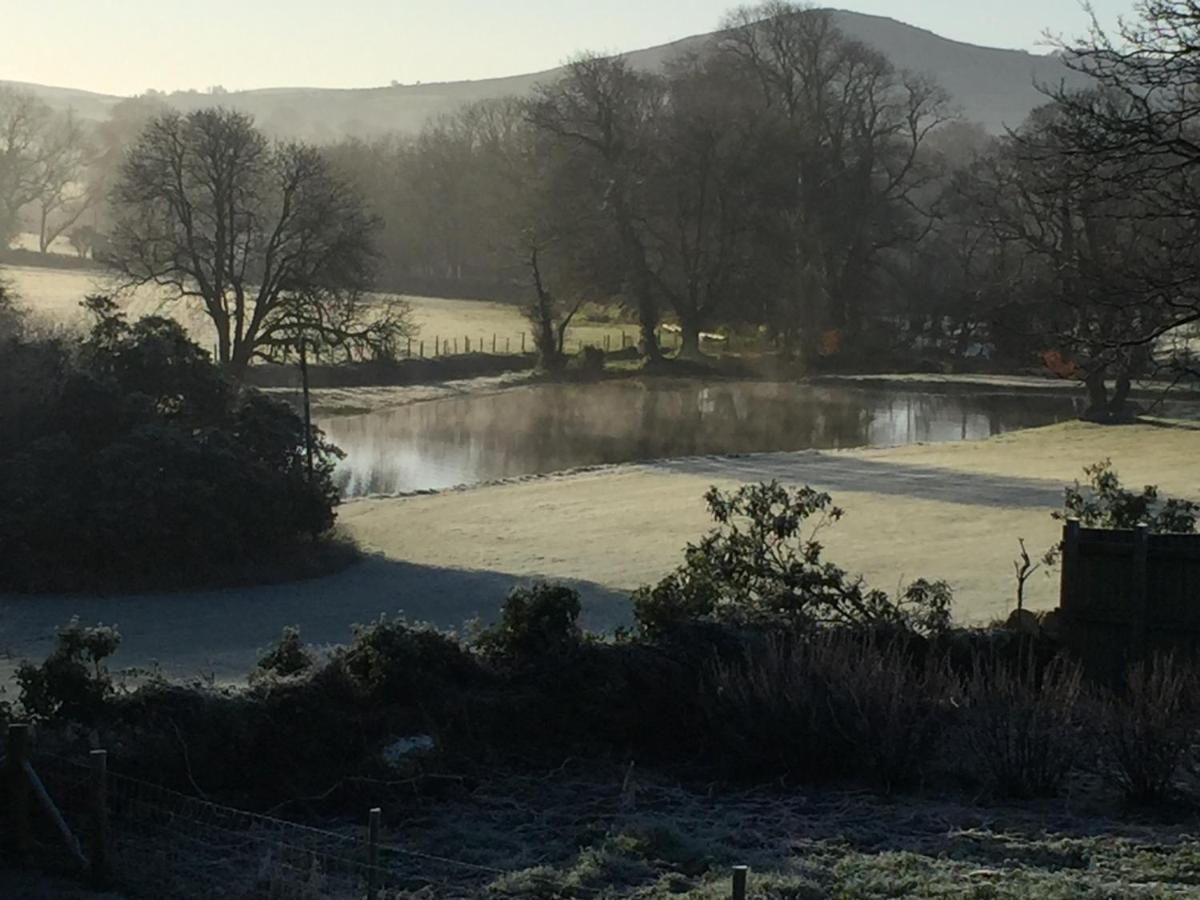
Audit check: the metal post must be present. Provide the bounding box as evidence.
[732,865,748,900]
[366,807,382,900]
[89,750,110,887]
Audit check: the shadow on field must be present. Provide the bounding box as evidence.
[653,451,1065,509]
[0,556,632,684]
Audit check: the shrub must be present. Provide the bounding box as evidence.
[0,299,344,591]
[336,616,482,704]
[1055,459,1198,534]
[255,626,316,679]
[960,650,1085,798]
[633,482,952,637]
[16,619,121,722]
[703,632,952,787]
[569,345,606,378]
[475,582,583,664]
[1096,654,1199,806]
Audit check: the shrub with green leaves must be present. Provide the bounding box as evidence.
[1055,459,1198,533]
[17,619,121,722]
[633,482,952,636]
[0,297,344,591]
[475,582,583,664]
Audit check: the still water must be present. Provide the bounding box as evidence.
[318,379,1103,497]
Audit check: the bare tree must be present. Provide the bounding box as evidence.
[0,88,51,247]
[108,108,412,379]
[717,3,953,362]
[528,55,667,361]
[1041,2,1200,370]
[29,110,94,253]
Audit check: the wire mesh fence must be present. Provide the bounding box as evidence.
[27,749,603,899]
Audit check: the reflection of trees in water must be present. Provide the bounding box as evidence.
[322,382,1090,496]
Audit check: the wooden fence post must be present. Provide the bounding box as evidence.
[1059,518,1081,611]
[1131,522,1150,660]
[506,336,511,353]
[433,335,439,357]
[366,807,382,900]
[6,724,32,862]
[731,865,748,900]
[521,332,526,353]
[492,333,496,353]
[89,749,111,887]
[419,341,424,358]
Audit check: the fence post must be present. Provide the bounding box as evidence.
[1059,518,1081,611]
[521,332,526,353]
[419,341,424,358]
[465,336,470,353]
[366,807,382,900]
[1131,522,1150,660]
[6,724,32,862]
[506,336,511,353]
[492,333,496,353]
[731,865,748,900]
[89,749,111,887]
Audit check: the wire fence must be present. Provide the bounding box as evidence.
[25,748,605,900]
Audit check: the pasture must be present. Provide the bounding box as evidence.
[3,261,642,357]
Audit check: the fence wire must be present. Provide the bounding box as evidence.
[30,751,599,899]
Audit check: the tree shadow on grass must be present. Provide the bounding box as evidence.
[0,555,632,685]
[652,451,1066,510]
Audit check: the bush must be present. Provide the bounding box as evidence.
[633,482,952,637]
[475,582,583,665]
[1056,459,1198,533]
[0,299,344,591]
[1097,654,1199,805]
[255,626,316,679]
[336,616,482,705]
[16,619,121,722]
[704,632,953,787]
[960,650,1085,798]
[568,345,606,378]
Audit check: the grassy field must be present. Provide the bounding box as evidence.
[380,765,1200,898]
[3,261,640,356]
[342,420,1200,625]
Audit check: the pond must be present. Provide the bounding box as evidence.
[316,378,1116,497]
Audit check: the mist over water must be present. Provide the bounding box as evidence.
[320,379,1102,497]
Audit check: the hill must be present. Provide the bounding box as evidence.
[2,9,1088,140]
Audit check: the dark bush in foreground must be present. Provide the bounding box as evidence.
[0,298,344,591]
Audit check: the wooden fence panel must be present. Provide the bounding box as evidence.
[1058,520,1200,666]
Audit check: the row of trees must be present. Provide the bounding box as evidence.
[6,2,1197,414]
[324,1,1199,411]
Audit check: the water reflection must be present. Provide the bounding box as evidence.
[319,379,1091,497]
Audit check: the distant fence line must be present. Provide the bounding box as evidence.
[1058,518,1200,667]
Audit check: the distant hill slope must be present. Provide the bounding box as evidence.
[3,9,1087,140]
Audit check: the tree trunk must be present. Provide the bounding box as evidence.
[677,320,703,360]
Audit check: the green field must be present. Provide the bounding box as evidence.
[3,262,645,357]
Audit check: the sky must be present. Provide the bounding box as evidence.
[4,1,1131,97]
